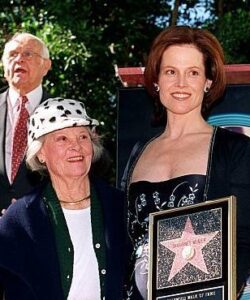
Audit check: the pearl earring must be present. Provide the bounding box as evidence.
[204,86,209,93]
[153,83,160,92]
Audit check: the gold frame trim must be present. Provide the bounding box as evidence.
[148,196,236,300]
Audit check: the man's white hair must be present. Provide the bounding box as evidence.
[2,32,50,59]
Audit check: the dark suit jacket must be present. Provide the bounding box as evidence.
[0,87,50,211]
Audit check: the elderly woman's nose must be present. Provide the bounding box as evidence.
[69,138,81,149]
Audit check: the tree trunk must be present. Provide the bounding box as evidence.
[218,0,224,17]
[171,0,180,25]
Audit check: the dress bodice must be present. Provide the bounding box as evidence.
[128,174,206,245]
[127,174,206,299]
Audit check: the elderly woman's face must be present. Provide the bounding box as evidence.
[38,126,93,179]
[158,44,212,116]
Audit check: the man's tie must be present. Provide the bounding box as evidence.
[11,96,29,182]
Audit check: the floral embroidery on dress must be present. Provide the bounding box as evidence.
[137,193,147,212]
[135,181,199,216]
[127,175,206,299]
[130,179,202,249]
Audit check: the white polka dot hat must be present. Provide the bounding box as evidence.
[28,97,99,147]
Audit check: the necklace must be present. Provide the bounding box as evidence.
[58,194,91,205]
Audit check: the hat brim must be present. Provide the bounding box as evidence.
[31,117,99,142]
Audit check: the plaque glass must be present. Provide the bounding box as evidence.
[148,196,236,300]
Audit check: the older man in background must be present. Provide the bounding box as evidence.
[0,32,51,212]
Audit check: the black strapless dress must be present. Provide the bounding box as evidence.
[127,174,206,299]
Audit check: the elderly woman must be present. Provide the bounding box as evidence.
[121,26,250,299]
[0,98,126,300]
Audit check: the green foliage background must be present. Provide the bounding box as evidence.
[0,0,249,182]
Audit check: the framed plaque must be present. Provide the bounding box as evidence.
[148,196,236,300]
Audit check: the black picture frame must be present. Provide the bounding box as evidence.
[148,196,236,300]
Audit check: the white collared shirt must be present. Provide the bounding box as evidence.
[5,85,43,182]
